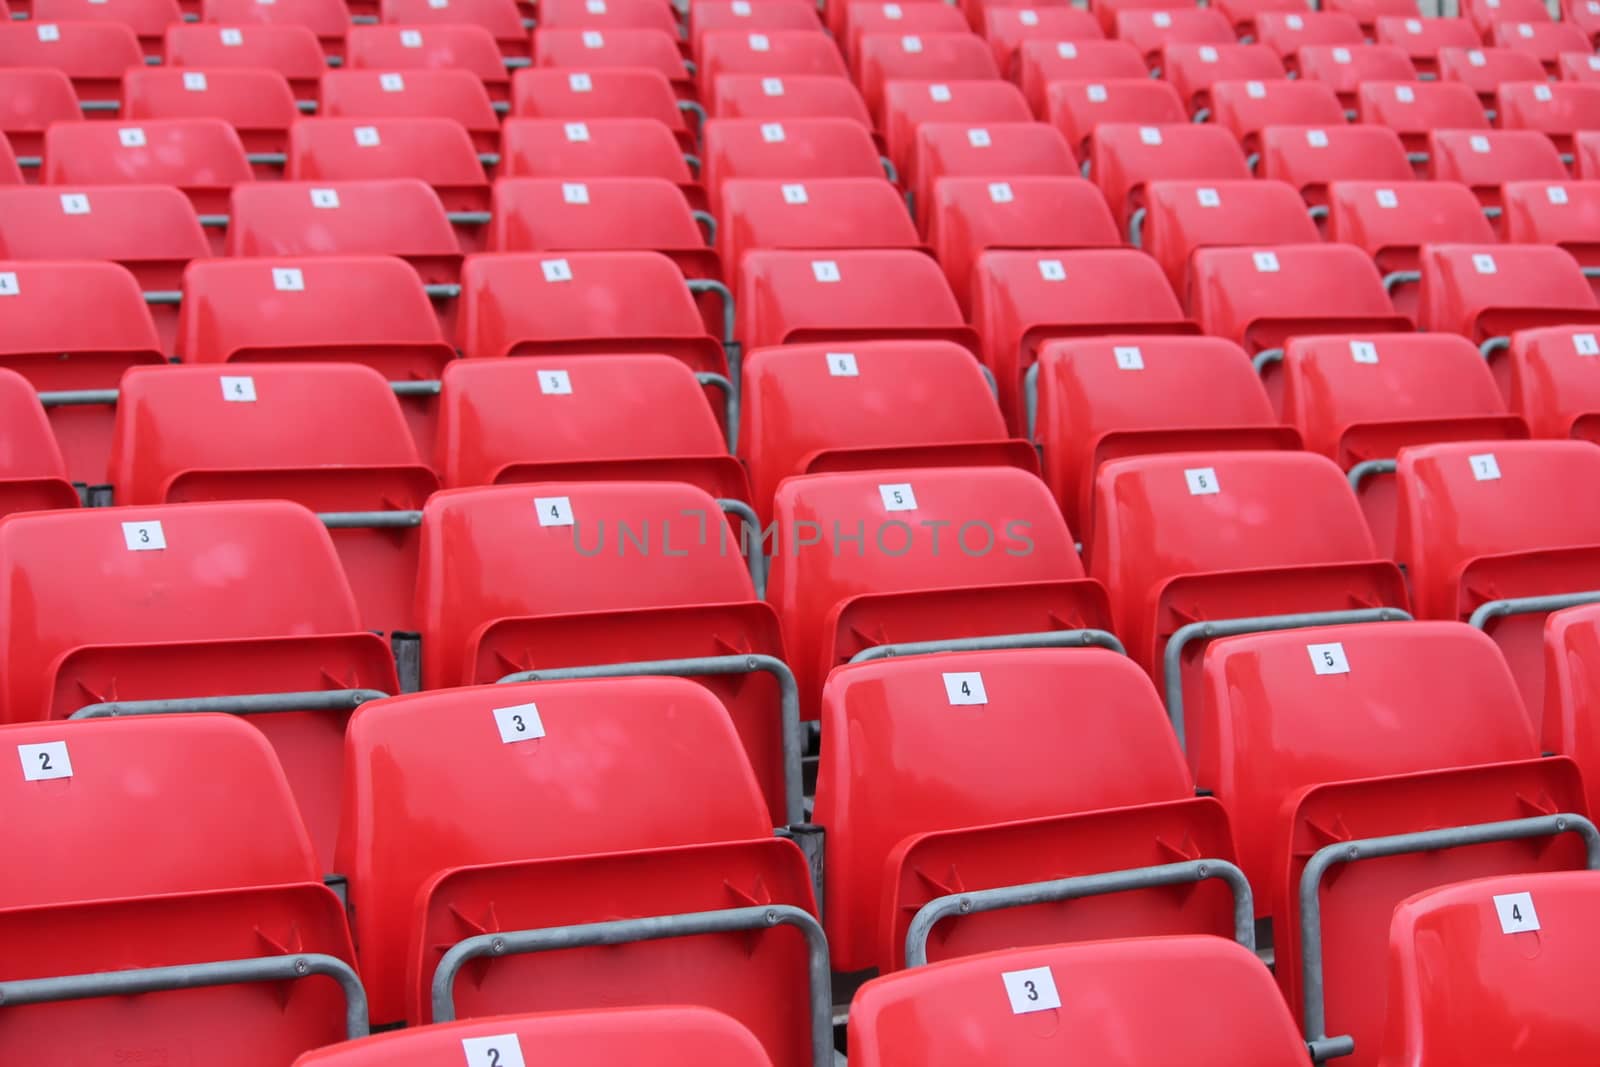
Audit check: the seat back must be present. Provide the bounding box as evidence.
[286,116,489,212]
[1089,121,1250,231]
[0,67,80,160]
[1437,45,1547,102]
[1160,42,1287,115]
[708,72,873,127]
[857,32,1001,125]
[321,68,499,151]
[698,29,846,95]
[1043,78,1186,160]
[538,0,679,33]
[1295,44,1418,109]
[1542,601,1600,816]
[509,67,690,147]
[982,4,1102,80]
[0,184,208,295]
[122,68,298,155]
[1209,78,1345,151]
[1357,80,1489,156]
[534,28,689,92]
[0,21,142,100]
[878,78,1030,179]
[909,120,1074,230]
[1114,8,1233,69]
[0,365,78,517]
[1143,178,1319,302]
[205,0,347,52]
[380,0,527,53]
[1498,81,1600,155]
[1508,324,1600,442]
[1017,39,1146,115]
[1416,244,1600,349]
[1502,180,1600,276]
[718,177,916,288]
[1375,14,1482,73]
[165,24,326,99]
[702,117,883,216]
[693,0,819,64]
[1327,181,1495,280]
[346,23,508,95]
[846,5,969,73]
[1429,129,1567,208]
[43,116,252,215]
[1491,18,1590,69]
[1257,124,1413,210]
[1255,11,1365,62]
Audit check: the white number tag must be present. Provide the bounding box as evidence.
[0,272,18,297]
[564,121,589,142]
[1086,83,1106,102]
[812,260,841,283]
[1470,453,1501,481]
[1114,345,1143,370]
[220,375,257,402]
[1038,259,1065,281]
[761,77,784,95]
[1153,10,1171,25]
[1252,251,1280,272]
[943,671,987,705]
[879,483,917,511]
[748,32,769,50]
[967,128,992,147]
[1246,80,1266,98]
[988,181,1013,203]
[462,1034,528,1067]
[1350,340,1378,364]
[1573,333,1599,356]
[883,2,902,14]
[1306,129,1329,147]
[1002,967,1061,1014]
[535,496,575,526]
[827,352,858,376]
[272,267,305,291]
[901,34,922,52]
[1469,134,1490,153]
[537,369,572,394]
[1468,49,1486,66]
[1493,892,1540,934]
[1286,13,1303,27]
[1139,126,1162,145]
[1058,42,1078,58]
[1405,17,1422,32]
[782,183,808,204]
[36,23,60,41]
[220,26,243,44]
[491,703,545,744]
[19,741,71,782]
[122,520,166,551]
[1196,187,1220,208]
[183,71,208,91]
[586,0,605,10]
[400,29,422,47]
[310,187,340,208]
[354,125,381,146]
[1185,467,1219,495]
[733,0,751,13]
[1018,8,1037,23]
[60,193,90,215]
[380,72,405,91]
[761,122,785,143]
[582,29,603,47]
[1472,253,1497,275]
[1308,642,1350,675]
[1375,188,1398,209]
[1199,45,1218,62]
[541,258,573,283]
[1395,85,1415,103]
[1534,84,1553,101]
[1518,21,1533,36]
[562,182,589,204]
[1548,186,1569,205]
[1332,46,1351,63]
[929,83,952,102]
[567,72,592,92]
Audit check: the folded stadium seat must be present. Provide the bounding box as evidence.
[295,1007,774,1066]
[0,136,20,185]
[1381,872,1600,1066]
[1491,19,1590,75]
[510,68,695,153]
[499,117,703,213]
[1090,0,1197,36]
[205,0,349,59]
[1323,0,1422,36]
[1498,82,1600,164]
[0,715,366,1064]
[0,260,163,482]
[857,33,1003,129]
[108,363,438,635]
[1209,78,1346,163]
[335,678,821,1051]
[718,177,917,291]
[816,649,1245,977]
[1089,122,1251,246]
[42,117,253,227]
[1253,11,1366,68]
[972,248,1197,432]
[1143,178,1321,306]
[878,79,1031,186]
[1437,46,1548,107]
[1015,38,1147,116]
[1570,0,1600,44]
[691,0,820,70]
[1543,602,1600,813]
[1209,0,1305,37]
[1325,180,1493,320]
[165,24,327,104]
[321,69,498,157]
[1258,126,1413,225]
[347,24,511,102]
[0,184,206,355]
[1191,620,1589,1066]
[0,367,81,516]
[1465,0,1552,38]
[1112,8,1234,72]
[981,4,1102,82]
[701,119,886,217]
[908,120,1075,229]
[926,175,1119,314]
[739,340,1033,522]
[1158,42,1286,120]
[286,116,490,230]
[767,467,1112,712]
[458,251,728,381]
[1416,244,1600,394]
[1429,129,1567,214]
[1357,81,1489,174]
[1375,14,1482,77]
[123,68,297,175]
[0,68,80,169]
[1560,50,1600,82]
[537,0,679,35]
[0,502,400,867]
[1044,78,1186,164]
[708,72,874,130]
[1032,334,1295,546]
[821,0,921,48]
[534,28,691,102]
[33,0,181,61]
[846,3,970,76]
[382,0,528,59]
[736,249,975,364]
[1507,324,1600,442]
[699,31,849,116]
[1397,440,1600,716]
[1580,130,1600,178]
[1295,43,1420,113]
[0,21,141,107]
[852,938,1307,1066]
[1281,331,1526,556]
[436,355,746,497]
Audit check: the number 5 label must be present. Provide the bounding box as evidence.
[1307,642,1350,676]
[461,1034,527,1067]
[1001,966,1060,1014]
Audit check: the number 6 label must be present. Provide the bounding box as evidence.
[461,1034,527,1067]
[1001,966,1060,1014]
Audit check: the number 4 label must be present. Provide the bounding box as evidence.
[1494,891,1539,934]
[1001,966,1060,1015]
[19,741,72,782]
[491,703,545,745]
[462,1034,527,1067]
[535,496,574,527]
[943,671,987,706]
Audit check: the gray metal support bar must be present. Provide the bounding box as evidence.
[246,152,288,167]
[143,290,183,306]
[1299,814,1600,1062]
[849,628,1125,665]
[879,156,899,185]
[499,654,803,828]
[492,101,509,116]
[1247,150,1260,171]
[71,688,389,719]
[1347,459,1396,493]
[317,510,423,529]
[678,98,707,144]
[80,101,120,113]
[477,152,501,168]
[1024,362,1040,441]
[1584,267,1600,280]
[424,283,462,300]
[978,362,998,400]
[905,859,1254,968]
[297,101,318,114]
[431,905,830,1067]
[16,155,40,168]
[390,380,442,398]
[1469,591,1600,632]
[198,214,229,229]
[1163,608,1412,749]
[1129,206,1146,248]
[447,211,492,226]
[692,209,717,244]
[504,56,531,69]
[1481,337,1510,360]
[0,953,369,1040]
[39,389,119,407]
[1309,205,1329,222]
[1406,151,1429,166]
[1192,107,1210,122]
[1251,347,1285,373]
[1381,269,1420,295]
[685,277,740,437]
[695,371,737,448]
[716,498,766,598]
[683,152,701,176]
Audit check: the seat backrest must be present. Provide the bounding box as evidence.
[345,23,508,86]
[1114,7,1233,68]
[1465,0,1552,34]
[1382,871,1600,1066]
[164,24,326,92]
[856,31,1001,124]
[27,0,173,57]
[1254,10,1365,59]
[488,176,707,261]
[122,67,298,143]
[1491,18,1589,64]
[1257,124,1413,205]
[982,4,1102,80]
[1498,81,1600,152]
[1437,45,1547,99]
[320,68,499,144]
[693,0,819,64]
[509,66,687,138]
[718,177,916,287]
[1160,42,1287,114]
[846,6,969,73]
[1375,13,1482,66]
[380,0,526,47]
[285,116,487,204]
[534,27,688,87]
[1501,179,1600,259]
[0,364,77,516]
[0,259,162,374]
[1541,601,1600,814]
[1295,42,1418,103]
[1143,178,1319,301]
[1357,80,1490,141]
[1209,77,1345,147]
[0,184,208,292]
[1327,180,1496,273]
[708,72,873,127]
[42,116,253,212]
[849,937,1308,1067]
[499,116,693,186]
[1090,122,1250,229]
[1044,78,1187,160]
[205,0,350,43]
[878,78,1030,178]
[702,117,883,216]
[1428,129,1567,201]
[909,120,1075,226]
[0,21,142,99]
[1017,38,1146,114]
[698,29,846,92]
[0,67,80,158]
[538,0,679,34]
[1508,324,1600,440]
[1416,243,1600,342]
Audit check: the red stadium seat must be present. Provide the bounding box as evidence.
[381,0,527,58]
[500,117,700,213]
[0,715,364,1064]
[42,117,253,217]
[1559,49,1600,82]
[691,0,819,67]
[286,116,489,214]
[322,68,500,154]
[335,676,820,1055]
[537,0,679,35]
[165,24,326,102]
[1437,45,1547,105]
[1359,80,1489,168]
[972,248,1197,430]
[1033,334,1294,542]
[1143,178,1320,303]
[1508,324,1600,442]
[436,354,744,496]
[1209,78,1345,158]
[1281,332,1525,555]
[1428,129,1566,211]
[1210,0,1305,36]
[0,68,80,164]
[849,938,1307,1066]
[1491,18,1590,73]
[1323,0,1420,35]
[1258,125,1413,216]
[34,0,181,60]
[1498,82,1600,160]
[1397,440,1600,712]
[1044,78,1186,162]
[1015,38,1146,115]
[1090,122,1251,243]
[1543,602,1600,811]
[879,78,1030,179]
[1295,43,1419,111]
[925,174,1120,313]
[708,72,874,128]
[108,363,437,634]
[0,135,20,185]
[1326,180,1494,318]
[816,649,1242,974]
[294,1007,774,1066]
[857,32,1002,124]
[981,4,1102,80]
[348,24,510,101]
[1375,14,1482,76]
[123,68,297,163]
[1159,42,1286,118]
[534,28,689,100]
[847,2,969,74]
[1192,621,1587,1067]
[205,0,349,57]
[1568,0,1600,45]
[909,120,1075,227]
[1091,0,1198,36]
[739,339,1032,521]
[718,177,916,287]
[0,21,140,104]
[1113,7,1233,70]
[0,366,79,517]
[767,466,1110,711]
[699,30,848,106]
[510,67,695,152]
[1255,11,1365,66]
[1465,0,1552,37]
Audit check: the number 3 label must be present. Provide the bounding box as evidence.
[1001,966,1060,1014]
[461,1034,527,1067]
[491,703,545,745]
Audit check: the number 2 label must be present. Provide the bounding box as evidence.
[19,741,72,782]
[461,1034,527,1067]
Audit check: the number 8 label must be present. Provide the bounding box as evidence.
[462,1034,526,1067]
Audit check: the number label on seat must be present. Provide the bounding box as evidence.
[733,0,752,14]
[1350,340,1378,364]
[491,703,545,745]
[220,375,257,402]
[183,71,208,91]
[943,671,987,706]
[1185,467,1219,495]
[36,23,60,41]
[762,77,784,95]
[1470,453,1501,481]
[1375,188,1398,209]
[812,260,841,283]
[1246,80,1266,98]
[1534,84,1553,101]
[19,741,72,782]
[1332,46,1351,63]
[1018,8,1037,24]
[929,84,951,102]
[1038,259,1065,281]
[1252,251,1279,273]
[1286,13,1303,28]
[901,35,922,52]
[1086,82,1106,102]
[562,182,589,204]
[381,72,406,91]
[272,267,305,292]
[1059,42,1079,59]
[1394,85,1414,103]
[1573,333,1599,356]
[1469,134,1490,153]
[827,352,858,377]
[883,2,902,15]
[0,272,17,297]
[567,72,592,92]
[122,520,166,551]
[220,27,243,44]
[967,128,992,148]
[541,258,573,283]
[1472,253,1496,275]
[1114,345,1143,370]
[582,30,603,47]
[1001,966,1060,1014]
[311,188,340,208]
[1308,642,1349,675]
[400,29,422,47]
[1306,129,1328,148]
[1548,186,1569,205]
[761,122,785,142]
[535,496,575,527]
[538,369,572,395]
[1198,45,1218,62]
[782,183,808,204]
[354,125,381,146]
[988,181,1013,203]
[59,193,90,215]
[1139,126,1162,145]
[1493,891,1540,934]
[748,33,769,50]
[462,1033,527,1067]
[1152,10,1171,24]
[1468,49,1486,66]
[879,483,917,511]
[564,122,589,142]
[1196,187,1220,208]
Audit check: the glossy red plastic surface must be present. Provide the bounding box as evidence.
[1417,244,1600,351]
[702,117,883,216]
[165,24,326,99]
[1211,0,1305,34]
[879,78,1030,179]
[1491,18,1589,71]
[1541,602,1600,814]
[206,0,347,53]
[1091,0,1199,35]
[1465,0,1551,35]
[509,67,692,149]
[535,28,688,95]
[1498,81,1600,157]
[1258,125,1413,211]
[499,117,698,215]
[1144,178,1320,303]
[1113,7,1233,69]
[1358,80,1490,158]
[1429,129,1566,209]
[382,0,525,54]
[849,937,1307,1066]
[846,4,968,73]
[1160,42,1286,116]
[35,0,179,56]
[719,177,916,288]
[1017,39,1146,115]
[699,30,847,101]
[1503,180,1600,281]
[1210,77,1344,154]
[1090,121,1250,230]
[708,72,874,127]
[538,0,679,34]
[1437,45,1547,104]
[322,68,500,152]
[909,121,1074,232]
[0,20,141,100]
[1327,181,1495,316]
[1558,49,1600,82]
[123,68,297,157]
[1507,324,1600,441]
[1375,13,1482,74]
[0,366,78,518]
[981,4,1101,80]
[857,32,1000,127]
[348,23,508,98]
[1043,77,1185,159]
[1321,0,1419,32]
[1295,43,1418,109]
[691,0,818,66]
[286,116,489,212]
[1256,11,1364,63]
[43,116,251,215]
[0,68,79,160]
